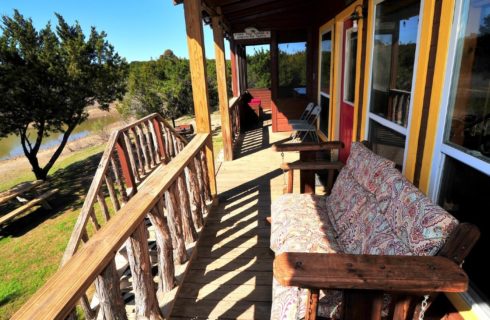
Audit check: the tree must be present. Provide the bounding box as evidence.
[119,51,193,126]
[0,11,128,180]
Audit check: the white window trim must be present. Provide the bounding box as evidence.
[343,27,356,106]
[364,0,426,173]
[429,0,490,201]
[319,27,334,135]
[429,0,490,316]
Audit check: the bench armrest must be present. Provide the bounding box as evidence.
[272,141,344,153]
[273,252,468,293]
[280,160,344,172]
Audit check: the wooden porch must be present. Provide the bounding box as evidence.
[171,118,298,319]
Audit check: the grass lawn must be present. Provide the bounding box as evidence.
[0,144,105,319]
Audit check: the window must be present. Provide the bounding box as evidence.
[278,41,307,98]
[433,0,490,304]
[246,45,271,89]
[367,0,421,169]
[319,31,332,135]
[344,29,358,104]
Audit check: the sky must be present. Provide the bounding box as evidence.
[0,0,229,62]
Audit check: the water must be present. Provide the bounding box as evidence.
[0,114,121,161]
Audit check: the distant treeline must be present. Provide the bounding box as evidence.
[119,49,231,122]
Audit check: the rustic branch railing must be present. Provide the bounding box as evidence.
[229,96,241,150]
[54,113,209,319]
[13,133,212,320]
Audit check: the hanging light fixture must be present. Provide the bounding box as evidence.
[350,5,366,33]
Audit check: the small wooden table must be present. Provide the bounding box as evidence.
[0,180,59,226]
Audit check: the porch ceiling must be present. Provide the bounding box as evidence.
[174,0,348,32]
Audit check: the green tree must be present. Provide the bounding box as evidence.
[0,11,128,180]
[246,47,271,88]
[119,50,193,126]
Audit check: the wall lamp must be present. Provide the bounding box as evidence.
[202,10,212,25]
[350,4,366,33]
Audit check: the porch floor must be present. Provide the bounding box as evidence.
[170,119,300,319]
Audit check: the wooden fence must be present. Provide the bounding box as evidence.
[18,113,211,319]
[13,131,211,319]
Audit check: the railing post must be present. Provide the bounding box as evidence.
[183,0,217,197]
[116,136,136,192]
[148,205,175,293]
[94,261,127,320]
[212,14,233,161]
[152,118,167,162]
[125,222,163,319]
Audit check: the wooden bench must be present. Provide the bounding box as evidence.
[270,142,480,320]
[0,180,59,227]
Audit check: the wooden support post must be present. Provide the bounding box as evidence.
[97,191,111,222]
[78,295,96,320]
[136,125,150,172]
[94,261,127,320]
[230,40,239,97]
[212,14,233,161]
[186,161,204,228]
[305,289,319,320]
[165,183,188,264]
[299,151,315,194]
[183,0,217,197]
[125,222,163,319]
[130,127,144,174]
[152,118,167,161]
[177,173,198,243]
[147,208,175,293]
[115,137,136,192]
[194,156,209,215]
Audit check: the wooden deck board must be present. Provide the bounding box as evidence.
[170,122,298,319]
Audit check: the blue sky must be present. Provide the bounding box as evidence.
[0,0,229,61]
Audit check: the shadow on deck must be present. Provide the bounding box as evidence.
[171,119,298,319]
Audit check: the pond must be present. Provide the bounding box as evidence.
[0,114,121,161]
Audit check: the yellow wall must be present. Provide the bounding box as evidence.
[418,0,455,193]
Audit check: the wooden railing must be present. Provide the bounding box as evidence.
[55,113,210,319]
[229,96,241,149]
[13,133,212,320]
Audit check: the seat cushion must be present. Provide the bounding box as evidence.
[270,194,341,254]
[384,178,458,256]
[271,278,343,320]
[345,142,396,194]
[339,194,413,256]
[326,168,370,235]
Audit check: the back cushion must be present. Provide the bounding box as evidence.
[346,142,396,194]
[339,195,412,256]
[327,168,369,235]
[384,178,458,256]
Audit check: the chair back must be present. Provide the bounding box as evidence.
[298,102,315,121]
[305,105,321,125]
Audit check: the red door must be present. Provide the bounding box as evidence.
[339,19,358,163]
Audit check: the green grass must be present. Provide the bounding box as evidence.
[0,144,105,192]
[0,145,105,319]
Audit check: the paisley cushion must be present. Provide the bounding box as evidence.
[345,142,396,194]
[271,193,341,254]
[383,178,458,256]
[326,168,369,235]
[271,277,343,320]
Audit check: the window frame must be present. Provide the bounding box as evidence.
[318,24,334,138]
[343,27,357,106]
[429,0,490,316]
[364,0,425,172]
